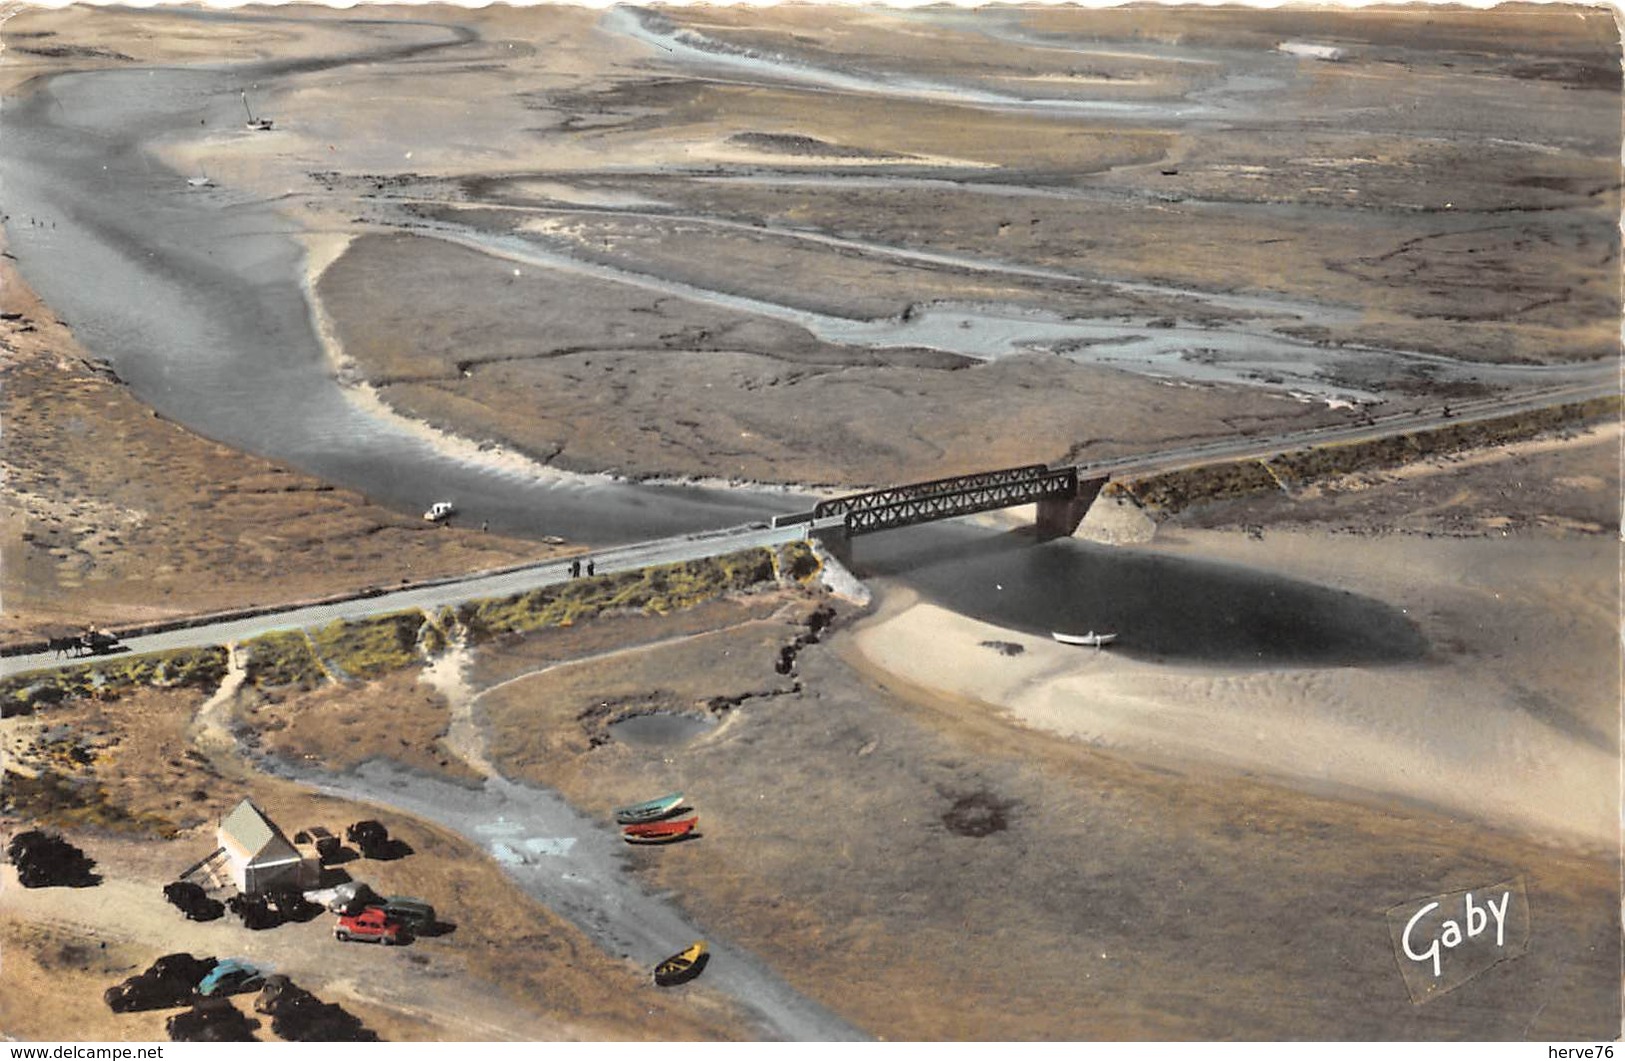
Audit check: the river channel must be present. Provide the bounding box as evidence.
[0,27,794,544]
[0,8,1429,664]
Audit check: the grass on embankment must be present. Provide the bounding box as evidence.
[447,548,785,644]
[309,609,423,680]
[1108,397,1620,517]
[0,647,228,718]
[1,543,819,713]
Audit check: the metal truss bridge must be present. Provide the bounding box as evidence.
[814,463,1086,537]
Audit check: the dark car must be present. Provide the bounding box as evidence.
[105,954,218,1013]
[253,975,300,1016]
[9,829,97,888]
[371,896,436,934]
[164,881,225,922]
[345,820,389,857]
[166,997,256,1042]
[251,976,377,1041]
[226,893,280,930]
[293,826,342,864]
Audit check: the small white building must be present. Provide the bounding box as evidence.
[217,799,319,895]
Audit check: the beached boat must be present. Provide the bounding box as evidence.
[241,91,273,131]
[1052,630,1117,648]
[622,816,698,844]
[614,793,685,825]
[622,813,697,838]
[423,501,456,522]
[653,942,708,987]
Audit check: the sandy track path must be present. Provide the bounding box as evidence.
[292,760,865,1041]
[299,635,868,1041]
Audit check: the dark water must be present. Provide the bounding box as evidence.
[856,524,1427,666]
[607,712,716,747]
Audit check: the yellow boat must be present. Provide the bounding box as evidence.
[653,941,708,986]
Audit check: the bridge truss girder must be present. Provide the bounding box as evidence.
[814,464,1052,520]
[840,466,1080,537]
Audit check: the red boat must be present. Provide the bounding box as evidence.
[622,816,698,844]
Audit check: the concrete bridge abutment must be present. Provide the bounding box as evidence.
[811,526,854,570]
[1035,476,1108,540]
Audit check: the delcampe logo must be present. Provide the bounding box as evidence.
[1387,877,1530,1003]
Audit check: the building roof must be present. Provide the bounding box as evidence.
[218,799,299,864]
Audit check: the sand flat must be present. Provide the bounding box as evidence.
[852,528,1618,848]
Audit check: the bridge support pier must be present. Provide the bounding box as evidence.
[811,526,854,570]
[1035,476,1108,540]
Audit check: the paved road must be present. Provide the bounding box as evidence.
[1076,381,1617,480]
[4,383,1610,679]
[0,519,840,678]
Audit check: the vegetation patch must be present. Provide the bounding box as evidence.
[310,610,424,680]
[242,630,325,690]
[1108,459,1282,514]
[2,768,176,837]
[242,669,478,782]
[1109,397,1621,517]
[0,647,228,717]
[451,547,779,644]
[775,540,822,583]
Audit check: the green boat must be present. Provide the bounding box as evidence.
[614,793,685,826]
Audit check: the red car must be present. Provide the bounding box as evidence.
[334,908,403,945]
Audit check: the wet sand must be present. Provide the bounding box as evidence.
[853,572,1613,847]
[851,429,1620,849]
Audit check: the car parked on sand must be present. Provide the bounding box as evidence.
[293,826,342,864]
[163,881,225,922]
[196,959,266,998]
[166,997,257,1042]
[371,896,436,934]
[335,907,402,945]
[104,954,218,1013]
[323,880,383,915]
[345,819,392,859]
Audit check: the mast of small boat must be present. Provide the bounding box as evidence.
[241,91,255,124]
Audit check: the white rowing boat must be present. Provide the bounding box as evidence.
[1052,630,1117,648]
